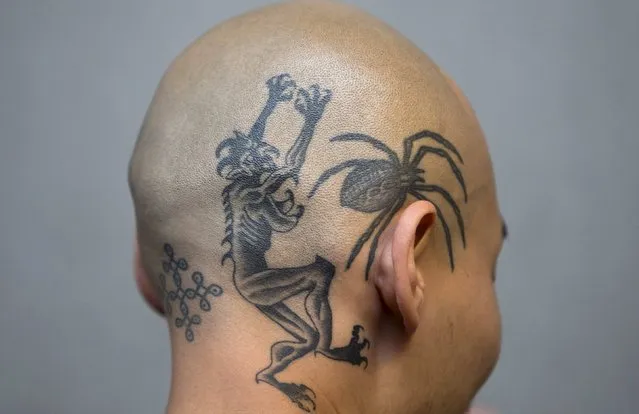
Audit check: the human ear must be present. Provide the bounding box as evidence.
[134,237,165,315]
[372,201,436,333]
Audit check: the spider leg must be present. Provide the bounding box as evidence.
[410,191,456,270]
[331,133,400,165]
[345,205,393,270]
[413,184,466,247]
[402,130,463,165]
[363,199,404,280]
[308,159,369,198]
[410,146,467,202]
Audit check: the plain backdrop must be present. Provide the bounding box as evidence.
[1,0,637,413]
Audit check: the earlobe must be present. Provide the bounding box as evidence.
[373,201,436,334]
[134,238,165,316]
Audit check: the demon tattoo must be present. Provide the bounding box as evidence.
[215,74,369,412]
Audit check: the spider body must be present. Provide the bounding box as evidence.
[340,159,404,212]
[309,131,468,279]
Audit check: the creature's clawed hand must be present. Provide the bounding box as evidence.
[315,324,370,369]
[267,73,297,102]
[347,324,370,368]
[295,85,332,119]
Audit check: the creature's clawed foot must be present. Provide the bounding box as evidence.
[278,382,317,413]
[267,73,297,101]
[316,324,370,369]
[295,84,332,118]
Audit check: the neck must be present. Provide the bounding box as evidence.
[165,344,367,414]
[163,303,377,414]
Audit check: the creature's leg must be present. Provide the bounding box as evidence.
[237,255,333,306]
[238,256,338,350]
[256,302,318,379]
[236,258,336,412]
[301,256,335,351]
[256,303,319,413]
[240,257,335,345]
[303,258,370,368]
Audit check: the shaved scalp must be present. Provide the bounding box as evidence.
[129,1,498,412]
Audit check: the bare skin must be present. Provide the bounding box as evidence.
[129,1,504,413]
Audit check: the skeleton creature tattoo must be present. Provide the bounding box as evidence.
[308,131,468,279]
[215,74,369,412]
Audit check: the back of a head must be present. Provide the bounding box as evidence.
[129,1,505,413]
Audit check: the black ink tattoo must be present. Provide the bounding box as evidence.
[309,131,467,278]
[159,243,223,342]
[216,74,369,413]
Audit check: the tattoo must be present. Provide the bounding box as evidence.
[216,74,369,412]
[159,243,223,342]
[308,132,467,278]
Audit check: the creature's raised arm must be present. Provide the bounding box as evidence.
[285,85,332,171]
[240,81,333,202]
[249,74,296,141]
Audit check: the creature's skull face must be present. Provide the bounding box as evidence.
[218,132,280,180]
[238,142,278,176]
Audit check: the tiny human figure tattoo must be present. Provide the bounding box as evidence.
[159,243,223,342]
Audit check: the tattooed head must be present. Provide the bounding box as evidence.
[128,2,506,414]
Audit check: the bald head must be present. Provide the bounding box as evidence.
[129,2,503,413]
[130,0,496,275]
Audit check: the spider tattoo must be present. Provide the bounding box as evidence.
[308,130,468,279]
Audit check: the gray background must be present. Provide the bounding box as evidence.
[1,0,637,413]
